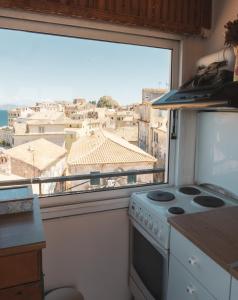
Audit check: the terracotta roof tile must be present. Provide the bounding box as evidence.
[68,130,156,165]
[7,138,66,171]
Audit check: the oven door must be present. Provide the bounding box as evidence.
[129,218,169,300]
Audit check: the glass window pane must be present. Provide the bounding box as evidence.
[0,28,172,195]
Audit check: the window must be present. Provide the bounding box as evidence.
[90,172,100,186]
[154,132,159,143]
[39,126,45,133]
[128,174,137,184]
[0,16,179,196]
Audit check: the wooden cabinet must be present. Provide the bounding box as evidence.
[0,251,42,289]
[0,282,43,300]
[0,198,45,300]
[168,227,230,300]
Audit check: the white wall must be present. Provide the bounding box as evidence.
[42,157,66,194]
[13,133,65,147]
[196,112,238,196]
[192,0,238,193]
[180,0,238,84]
[205,0,238,54]
[28,124,65,133]
[180,37,208,84]
[43,208,131,300]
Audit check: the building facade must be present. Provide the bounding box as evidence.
[67,130,156,191]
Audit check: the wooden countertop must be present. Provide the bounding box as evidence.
[168,206,238,279]
[0,198,46,256]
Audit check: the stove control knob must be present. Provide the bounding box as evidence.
[148,221,153,230]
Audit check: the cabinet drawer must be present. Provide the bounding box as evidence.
[170,228,230,300]
[167,255,215,300]
[231,277,238,300]
[0,251,41,289]
[0,282,43,300]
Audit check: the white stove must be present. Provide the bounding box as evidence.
[129,185,238,250]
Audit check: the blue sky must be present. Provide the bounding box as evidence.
[0,29,171,106]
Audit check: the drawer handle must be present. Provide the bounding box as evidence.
[186,285,196,295]
[188,256,198,266]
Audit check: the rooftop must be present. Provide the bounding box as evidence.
[68,130,156,166]
[6,138,67,171]
[28,110,65,121]
[14,123,27,134]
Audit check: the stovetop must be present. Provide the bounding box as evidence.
[131,185,237,221]
[129,185,238,249]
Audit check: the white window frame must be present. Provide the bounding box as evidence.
[0,8,181,209]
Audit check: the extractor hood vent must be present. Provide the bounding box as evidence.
[152,81,238,110]
[153,48,238,110]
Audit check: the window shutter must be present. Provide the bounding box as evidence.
[0,0,212,35]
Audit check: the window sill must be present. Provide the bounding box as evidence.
[40,183,169,220]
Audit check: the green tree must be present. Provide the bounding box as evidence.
[97,96,119,108]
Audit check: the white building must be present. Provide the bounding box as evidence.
[0,126,13,146]
[0,149,11,175]
[6,138,67,195]
[138,95,168,154]
[35,101,65,112]
[142,88,167,103]
[11,113,68,147]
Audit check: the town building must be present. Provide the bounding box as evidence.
[10,111,67,147]
[6,138,67,194]
[0,126,13,147]
[67,130,156,191]
[28,110,65,122]
[35,101,65,112]
[142,88,167,103]
[8,107,36,126]
[12,121,66,147]
[107,127,138,146]
[73,98,87,105]
[138,89,168,154]
[8,108,21,127]
[107,110,139,129]
[0,149,11,175]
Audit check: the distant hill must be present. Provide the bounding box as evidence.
[0,104,18,111]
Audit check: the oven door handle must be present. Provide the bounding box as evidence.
[130,217,168,258]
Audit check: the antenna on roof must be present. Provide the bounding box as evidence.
[28,146,36,178]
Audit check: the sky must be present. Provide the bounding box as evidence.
[0,29,171,106]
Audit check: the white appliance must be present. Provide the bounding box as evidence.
[129,184,238,300]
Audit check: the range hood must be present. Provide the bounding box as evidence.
[152,81,238,110]
[152,48,238,110]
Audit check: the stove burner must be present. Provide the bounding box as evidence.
[193,196,225,208]
[179,186,201,195]
[168,207,185,215]
[147,190,175,202]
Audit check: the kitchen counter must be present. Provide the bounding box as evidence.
[168,206,238,279]
[0,197,46,256]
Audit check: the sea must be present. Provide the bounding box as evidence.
[0,110,8,127]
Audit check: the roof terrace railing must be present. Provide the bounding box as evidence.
[0,168,165,196]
